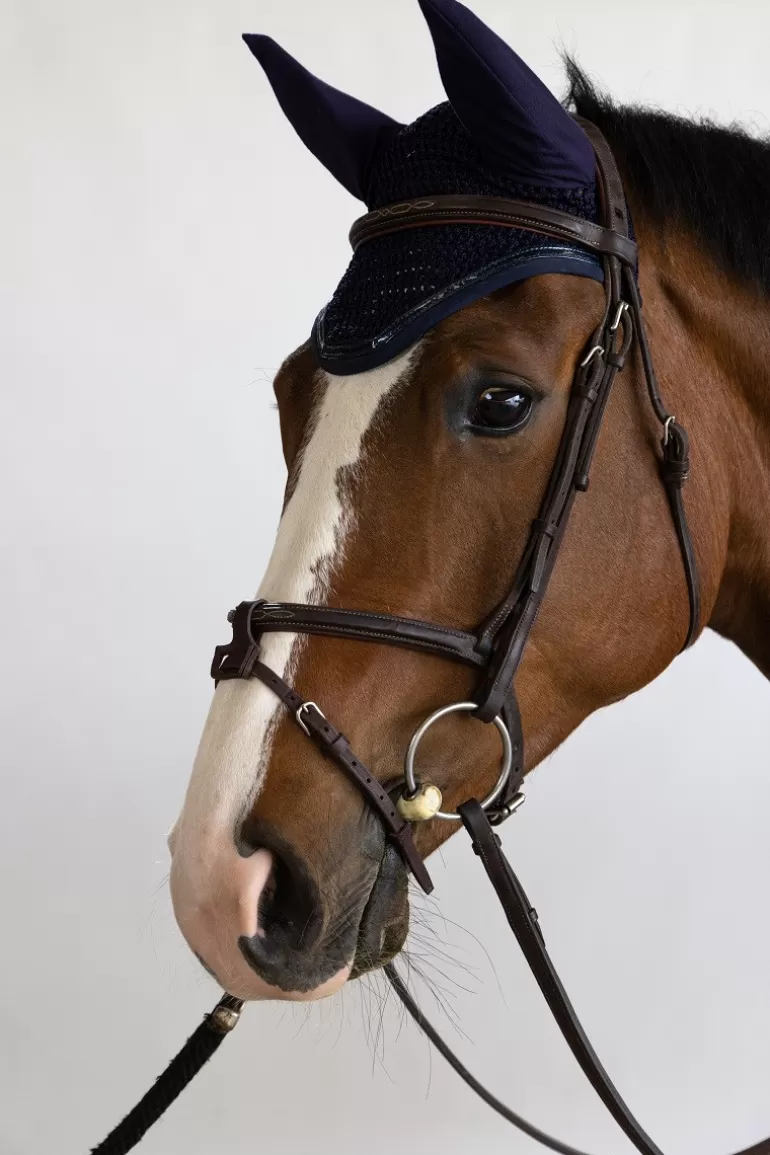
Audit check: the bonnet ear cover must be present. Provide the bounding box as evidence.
[417,0,594,187]
[245,4,604,375]
[242,34,403,200]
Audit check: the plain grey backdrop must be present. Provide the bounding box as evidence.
[2,1,770,1152]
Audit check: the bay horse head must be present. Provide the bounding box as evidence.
[168,0,764,1001]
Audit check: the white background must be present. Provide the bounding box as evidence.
[2,2,770,1152]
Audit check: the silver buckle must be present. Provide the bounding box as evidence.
[296,701,326,737]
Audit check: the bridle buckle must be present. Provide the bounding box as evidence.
[296,701,326,737]
[488,791,526,826]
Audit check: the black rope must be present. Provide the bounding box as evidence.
[89,995,243,1155]
[88,969,770,1155]
[91,972,592,1155]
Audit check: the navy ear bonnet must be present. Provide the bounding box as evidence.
[313,105,601,374]
[244,0,604,375]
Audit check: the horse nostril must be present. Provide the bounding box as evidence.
[258,851,305,944]
[237,824,324,972]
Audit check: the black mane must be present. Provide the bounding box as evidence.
[565,62,770,295]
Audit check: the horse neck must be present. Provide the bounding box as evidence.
[645,222,770,676]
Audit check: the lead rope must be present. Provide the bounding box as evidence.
[89,944,625,1155]
[88,982,589,1155]
[89,836,770,1155]
[89,995,242,1155]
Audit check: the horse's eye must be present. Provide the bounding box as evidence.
[471,386,533,433]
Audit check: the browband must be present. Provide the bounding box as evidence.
[349,193,638,266]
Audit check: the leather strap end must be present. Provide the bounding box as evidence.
[282,701,435,893]
[394,824,434,894]
[210,643,230,683]
[661,421,691,489]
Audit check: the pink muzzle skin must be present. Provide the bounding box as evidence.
[169,842,351,1002]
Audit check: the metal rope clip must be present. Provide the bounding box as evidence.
[609,300,629,332]
[579,344,604,368]
[488,791,526,826]
[207,994,243,1035]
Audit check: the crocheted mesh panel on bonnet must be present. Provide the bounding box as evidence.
[316,102,598,356]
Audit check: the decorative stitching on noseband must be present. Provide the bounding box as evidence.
[257,603,477,642]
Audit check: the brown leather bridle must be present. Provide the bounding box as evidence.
[212,119,699,887]
[209,120,706,1155]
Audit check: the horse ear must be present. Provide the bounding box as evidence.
[417,0,594,187]
[243,34,402,200]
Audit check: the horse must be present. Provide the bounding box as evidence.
[163,0,770,1148]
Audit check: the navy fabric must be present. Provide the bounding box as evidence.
[311,103,602,374]
[314,248,603,375]
[244,0,606,376]
[242,35,402,200]
[417,0,595,187]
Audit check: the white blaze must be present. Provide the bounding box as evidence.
[169,345,419,870]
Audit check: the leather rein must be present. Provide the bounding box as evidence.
[93,121,760,1155]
